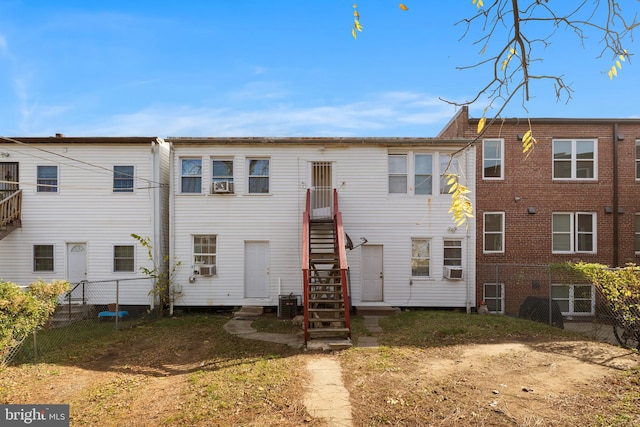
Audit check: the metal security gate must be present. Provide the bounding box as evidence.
[310,161,333,219]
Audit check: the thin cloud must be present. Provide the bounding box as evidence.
[61,92,456,137]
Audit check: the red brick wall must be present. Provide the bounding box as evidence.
[444,116,640,314]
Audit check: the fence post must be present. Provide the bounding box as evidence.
[115,280,120,331]
[33,330,38,362]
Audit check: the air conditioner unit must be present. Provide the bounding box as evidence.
[212,181,232,193]
[443,266,463,280]
[195,265,216,277]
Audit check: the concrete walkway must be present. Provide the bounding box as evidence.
[224,315,384,426]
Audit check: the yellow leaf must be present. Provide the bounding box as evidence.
[355,20,363,31]
[619,54,626,62]
[477,116,486,134]
[352,28,357,39]
[616,60,622,69]
[612,65,618,77]
[608,70,613,80]
[522,130,531,144]
[399,3,409,10]
[509,47,515,55]
[354,10,359,19]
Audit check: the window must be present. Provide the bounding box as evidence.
[440,155,460,194]
[414,154,433,195]
[194,235,216,267]
[114,245,135,272]
[248,159,270,193]
[113,165,134,192]
[181,158,202,193]
[636,140,640,180]
[388,154,407,193]
[212,158,234,191]
[552,212,596,253]
[483,283,504,314]
[553,139,596,179]
[483,139,503,179]
[37,165,58,192]
[33,245,54,272]
[411,238,430,277]
[636,214,640,253]
[552,284,594,316]
[483,212,504,253]
[443,240,462,266]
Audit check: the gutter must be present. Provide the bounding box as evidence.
[613,124,621,267]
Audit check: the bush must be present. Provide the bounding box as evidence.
[1,280,70,363]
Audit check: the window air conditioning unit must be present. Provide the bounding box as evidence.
[443,266,463,280]
[194,265,216,277]
[212,181,232,193]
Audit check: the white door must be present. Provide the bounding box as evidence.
[244,241,270,298]
[361,245,383,302]
[67,243,87,301]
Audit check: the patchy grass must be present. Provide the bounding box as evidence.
[1,310,638,426]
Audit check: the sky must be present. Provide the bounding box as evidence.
[0,1,639,138]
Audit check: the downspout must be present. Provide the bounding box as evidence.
[169,143,176,315]
[150,140,158,311]
[613,124,620,267]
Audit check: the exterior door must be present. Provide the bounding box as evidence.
[244,241,270,298]
[67,243,87,301]
[310,161,333,219]
[361,245,383,302]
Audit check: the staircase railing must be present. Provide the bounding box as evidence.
[302,189,311,342]
[333,189,351,337]
[0,189,22,228]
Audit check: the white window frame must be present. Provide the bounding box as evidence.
[439,154,460,194]
[552,212,597,254]
[443,239,462,267]
[180,158,202,194]
[483,283,504,314]
[482,139,504,180]
[388,154,408,194]
[33,244,55,272]
[635,213,640,253]
[113,245,135,272]
[636,140,640,181]
[411,238,431,278]
[36,165,58,193]
[212,158,234,184]
[552,139,597,180]
[193,234,217,269]
[414,154,433,195]
[551,284,595,316]
[247,158,270,194]
[483,212,505,253]
[113,165,135,193]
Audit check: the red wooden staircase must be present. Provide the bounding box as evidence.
[302,189,351,344]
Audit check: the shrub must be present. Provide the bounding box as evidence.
[0,279,70,363]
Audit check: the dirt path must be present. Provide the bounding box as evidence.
[304,357,352,427]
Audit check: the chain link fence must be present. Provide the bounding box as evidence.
[5,278,155,365]
[478,263,640,350]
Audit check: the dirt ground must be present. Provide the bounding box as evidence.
[2,328,639,426]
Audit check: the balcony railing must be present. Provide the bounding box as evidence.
[0,189,22,228]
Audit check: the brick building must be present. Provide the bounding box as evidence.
[440,107,640,316]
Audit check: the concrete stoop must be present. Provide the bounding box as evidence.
[306,338,353,352]
[232,306,264,320]
[355,306,401,316]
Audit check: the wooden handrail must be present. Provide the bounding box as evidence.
[0,189,22,228]
[302,189,311,342]
[333,189,351,338]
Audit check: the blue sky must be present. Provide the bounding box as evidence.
[0,1,638,138]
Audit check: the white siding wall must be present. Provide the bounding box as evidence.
[0,142,161,305]
[171,142,476,308]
